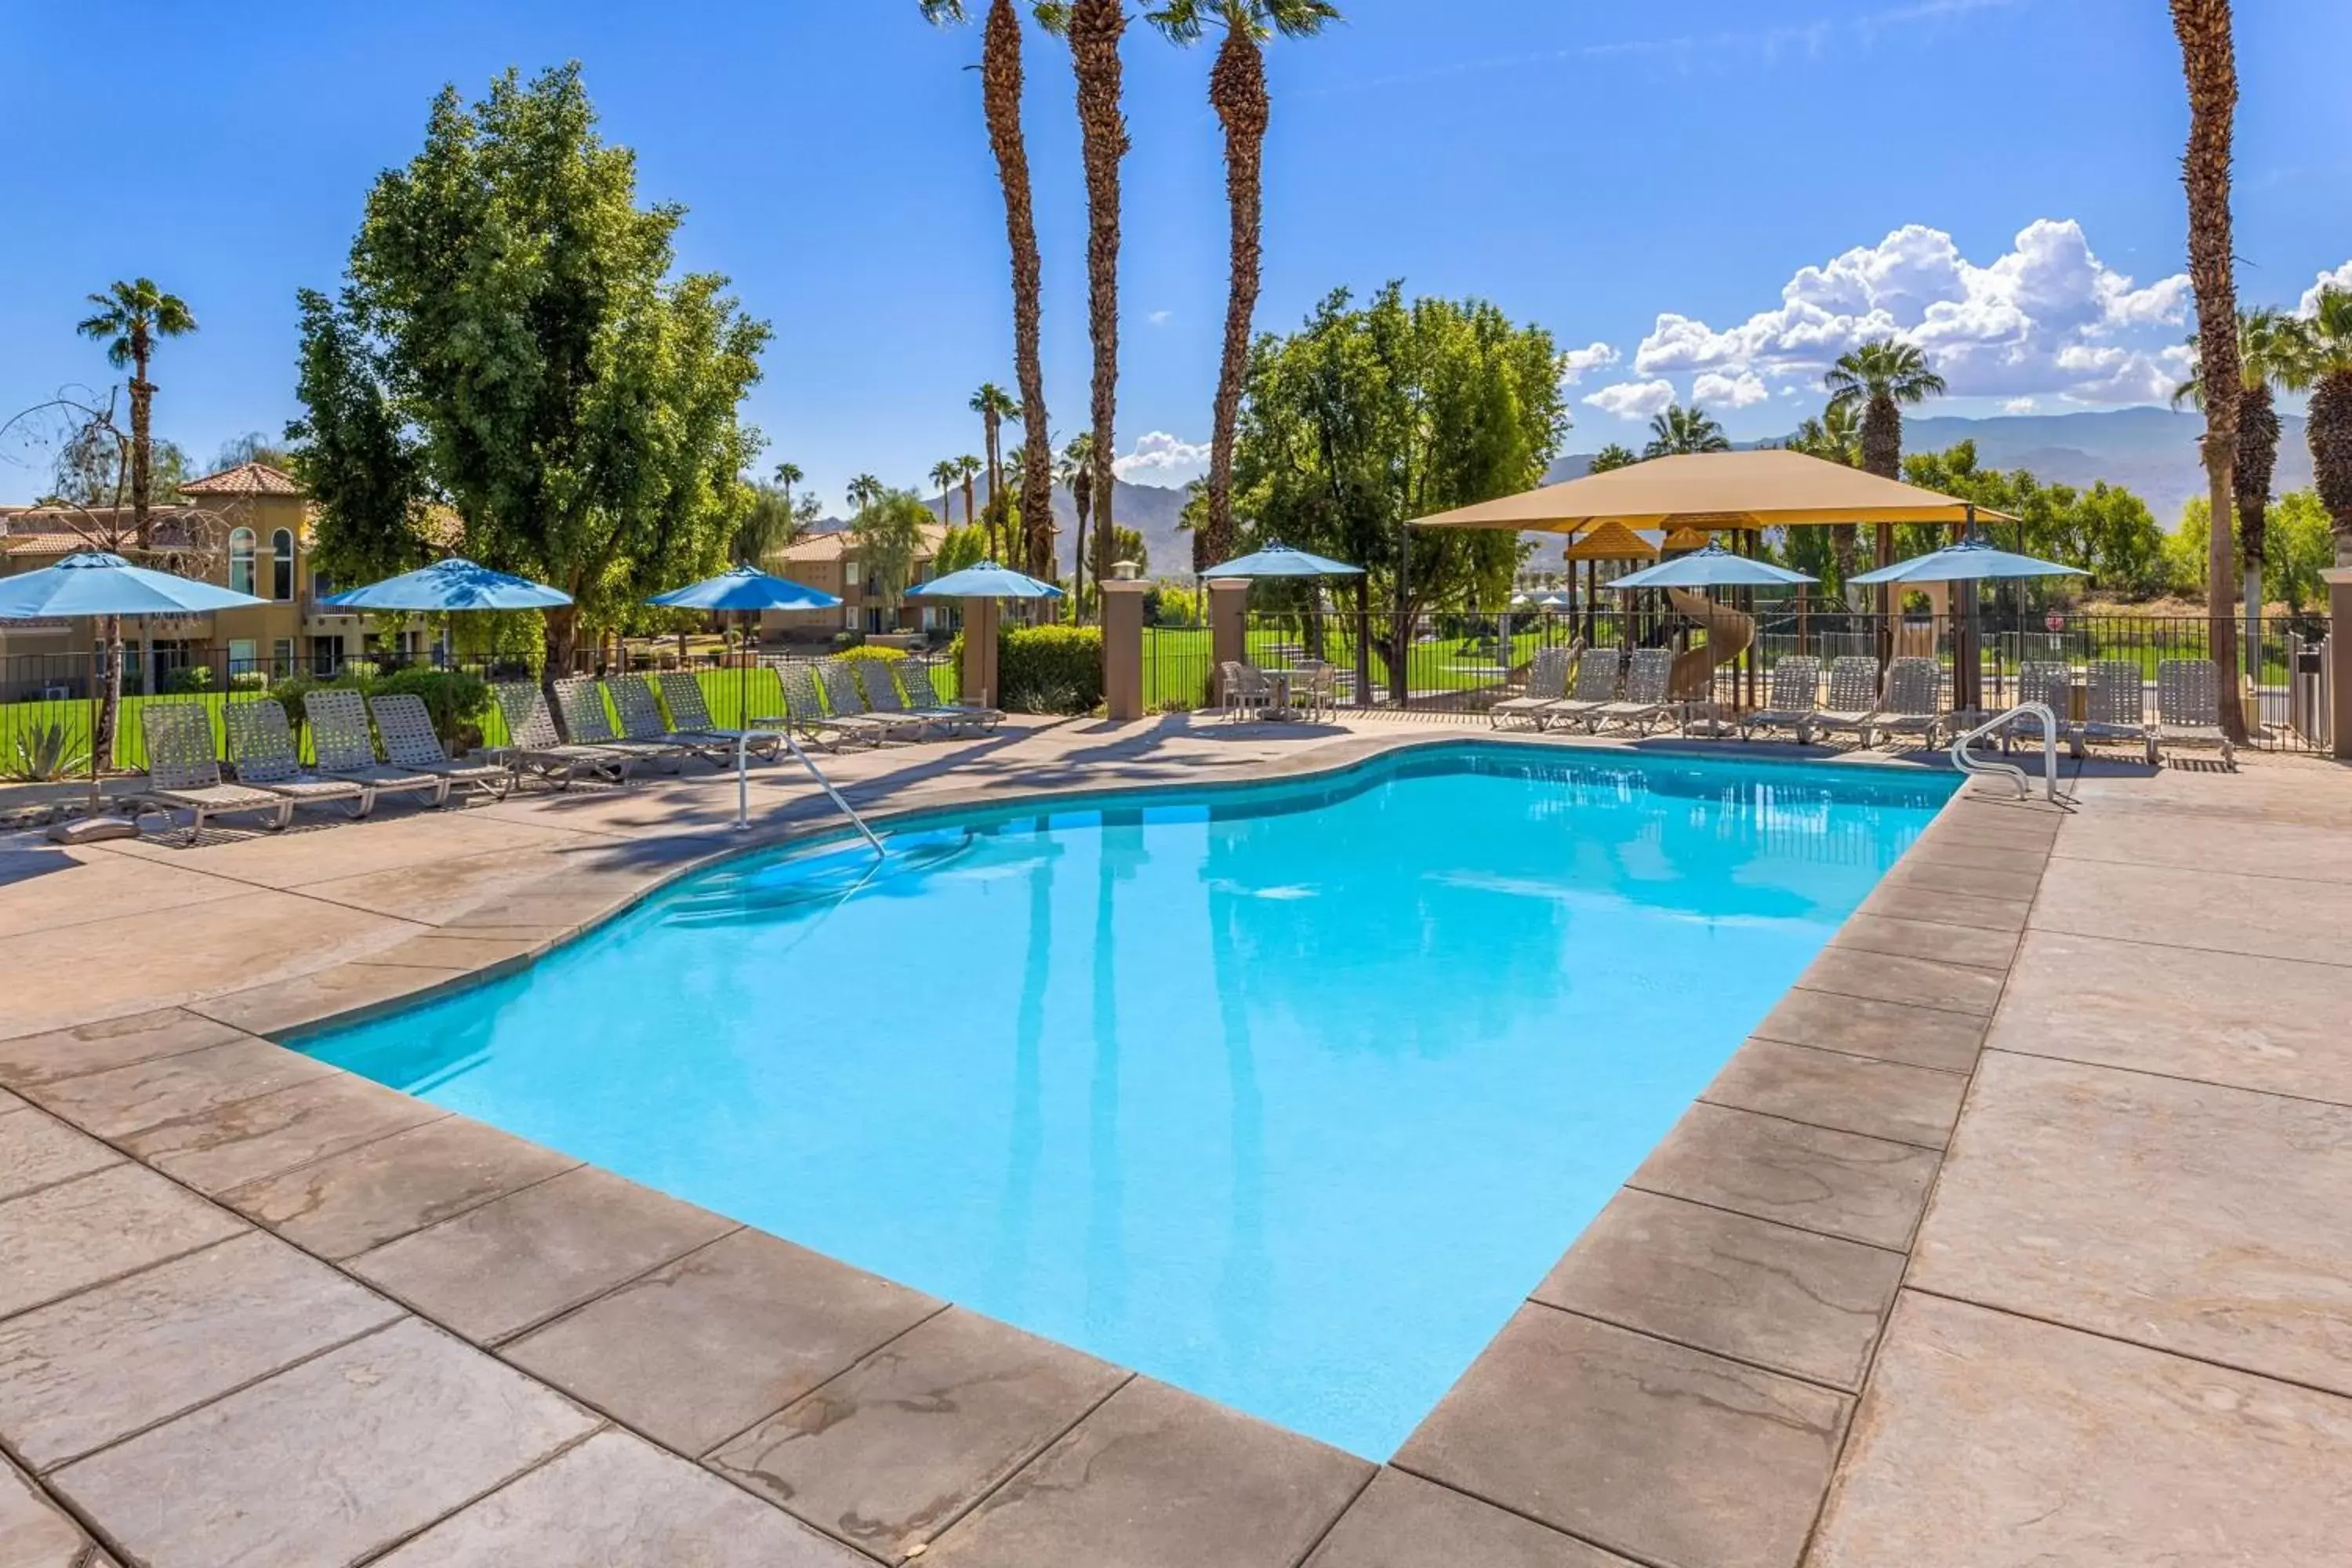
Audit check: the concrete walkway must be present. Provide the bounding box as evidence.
[2,718,2347,1566]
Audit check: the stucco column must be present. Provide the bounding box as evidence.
[2324,568,2352,761]
[962,597,1001,711]
[1207,578,1250,704]
[1100,579,1149,721]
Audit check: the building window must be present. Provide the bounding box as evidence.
[227,638,259,677]
[845,561,862,588]
[311,569,334,601]
[272,637,295,677]
[271,529,295,601]
[228,528,256,595]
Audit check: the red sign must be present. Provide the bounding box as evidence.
[2045,612,2065,633]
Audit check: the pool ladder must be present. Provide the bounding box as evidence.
[731,730,887,855]
[1949,703,2067,804]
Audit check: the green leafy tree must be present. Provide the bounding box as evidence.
[1641,404,1729,458]
[76,278,197,550]
[2175,488,2336,610]
[1587,442,1636,474]
[211,431,296,474]
[851,487,930,611]
[289,64,770,666]
[1145,0,1341,568]
[934,521,988,575]
[735,481,812,564]
[2174,308,2296,609]
[1901,441,2166,595]
[1233,281,1566,702]
[1825,336,1946,597]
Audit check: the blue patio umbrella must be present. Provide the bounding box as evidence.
[0,550,270,818]
[646,564,840,612]
[908,561,1065,600]
[1609,540,1817,590]
[1199,540,1363,579]
[320,557,572,612]
[1850,528,2084,715]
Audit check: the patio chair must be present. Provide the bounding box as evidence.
[1811,656,1885,747]
[2075,660,2154,764]
[491,682,635,789]
[136,703,294,838]
[552,677,688,773]
[1870,657,1948,750]
[1738,655,1823,743]
[610,673,739,768]
[1288,660,1340,721]
[369,693,513,802]
[2157,659,2236,767]
[779,661,887,750]
[821,661,931,742]
[1219,661,1276,722]
[1542,647,1622,730]
[2000,662,2073,753]
[655,671,786,762]
[899,659,1003,731]
[303,689,449,810]
[1490,644,1573,731]
[855,658,972,738]
[1584,646,1677,735]
[222,700,373,818]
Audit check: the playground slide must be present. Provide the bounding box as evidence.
[1666,586,1755,701]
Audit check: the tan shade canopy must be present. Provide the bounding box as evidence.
[1412,448,2016,534]
[1662,526,1714,551]
[1560,520,1658,562]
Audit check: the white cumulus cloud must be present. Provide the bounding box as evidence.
[1112,431,1210,485]
[2298,261,2352,318]
[1561,341,1621,383]
[1147,308,1174,327]
[1583,379,1678,420]
[1693,369,1770,408]
[1629,219,2193,407]
[2002,396,2038,414]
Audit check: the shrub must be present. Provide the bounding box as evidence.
[267,673,322,733]
[831,629,865,649]
[162,664,213,694]
[376,666,492,749]
[998,625,1102,714]
[226,670,270,692]
[832,644,907,667]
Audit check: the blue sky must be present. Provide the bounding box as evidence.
[4,0,2348,507]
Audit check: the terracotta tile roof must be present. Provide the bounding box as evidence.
[771,521,947,565]
[179,462,307,497]
[2,508,219,556]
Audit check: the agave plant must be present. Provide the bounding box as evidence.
[7,720,91,783]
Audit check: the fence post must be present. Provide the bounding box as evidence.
[1207,578,1249,706]
[961,597,1001,712]
[1100,579,1148,720]
[2325,568,2352,762]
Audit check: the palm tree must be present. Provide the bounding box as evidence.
[1036,0,1127,584]
[929,459,964,521]
[2174,307,2297,666]
[1145,0,1340,568]
[1784,401,1863,583]
[957,454,984,545]
[1825,336,1947,611]
[75,278,197,550]
[1588,442,1638,474]
[847,474,884,516]
[969,382,1019,560]
[2286,288,2352,566]
[1642,404,1730,459]
[2171,0,2247,739]
[924,3,1055,575]
[1059,430,1098,612]
[773,459,804,503]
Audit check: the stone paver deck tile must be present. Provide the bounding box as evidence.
[186,960,472,1039]
[1911,1051,2352,1398]
[0,1007,246,1083]
[1748,988,1987,1073]
[1857,879,2032,934]
[922,1377,1370,1568]
[1793,947,2005,1017]
[1993,930,2352,1105]
[349,1163,739,1343]
[710,1306,1129,1563]
[2050,808,2352,884]
[2027,856,2352,967]
[1304,1470,1637,1568]
[1703,1038,1966,1150]
[1533,1189,1904,1392]
[119,1069,448,1194]
[1,1107,122,1203]
[220,1113,579,1261]
[0,1163,245,1319]
[1629,1102,1940,1250]
[22,1036,337,1141]
[1829,913,2020,971]
[2,1452,107,1567]
[0,1229,401,1472]
[49,1318,598,1568]
[1810,1292,2352,1567]
[503,1225,942,1457]
[1881,858,2045,903]
[1397,1306,1848,1568]
[373,1428,866,1566]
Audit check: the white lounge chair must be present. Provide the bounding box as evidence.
[1738,655,1823,743]
[856,659,975,737]
[2000,661,2072,753]
[136,704,294,838]
[1543,646,1623,731]
[223,700,374,818]
[1490,644,1573,731]
[369,693,513,801]
[655,671,786,761]
[1812,656,1885,747]
[822,661,931,742]
[2075,660,2153,764]
[1870,657,1948,750]
[2157,659,2236,767]
[899,659,1003,731]
[1585,646,1676,735]
[492,682,634,788]
[552,677,689,773]
[779,662,887,750]
[610,673,739,767]
[304,689,449,810]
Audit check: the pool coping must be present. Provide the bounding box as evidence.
[0,724,2060,1566]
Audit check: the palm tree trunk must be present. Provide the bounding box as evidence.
[1203,27,1269,571]
[2238,381,2278,683]
[129,358,154,553]
[2173,0,2248,741]
[1861,397,1900,639]
[2311,371,2352,566]
[1070,0,1127,592]
[982,0,1052,581]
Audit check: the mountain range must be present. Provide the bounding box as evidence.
[910,475,1195,577]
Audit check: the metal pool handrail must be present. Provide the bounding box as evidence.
[734,728,887,855]
[1951,703,2065,804]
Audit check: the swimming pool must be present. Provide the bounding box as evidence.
[307,743,1951,1458]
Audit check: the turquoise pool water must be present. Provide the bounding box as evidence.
[307,744,1951,1458]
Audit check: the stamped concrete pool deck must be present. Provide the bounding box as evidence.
[2,714,2347,1566]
